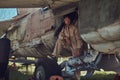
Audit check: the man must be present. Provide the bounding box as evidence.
[52,14,83,80]
[0,38,10,80]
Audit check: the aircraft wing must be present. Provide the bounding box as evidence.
[0,13,29,36]
[0,0,79,8]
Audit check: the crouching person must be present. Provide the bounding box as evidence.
[52,14,83,80]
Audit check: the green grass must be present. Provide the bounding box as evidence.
[9,67,32,80]
[9,66,116,80]
[81,71,115,80]
[9,57,116,80]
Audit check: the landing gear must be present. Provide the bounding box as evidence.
[34,52,103,80]
[34,65,46,80]
[34,58,61,80]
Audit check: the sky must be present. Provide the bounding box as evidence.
[0,8,17,21]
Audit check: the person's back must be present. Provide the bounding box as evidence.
[0,38,10,79]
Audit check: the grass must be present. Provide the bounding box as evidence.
[9,62,35,80]
[81,71,115,80]
[8,57,116,80]
[9,67,31,80]
[9,66,116,80]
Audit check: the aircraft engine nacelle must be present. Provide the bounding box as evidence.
[79,0,120,54]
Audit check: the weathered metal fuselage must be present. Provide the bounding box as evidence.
[0,0,119,58]
[8,9,56,57]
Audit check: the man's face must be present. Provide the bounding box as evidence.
[64,17,71,25]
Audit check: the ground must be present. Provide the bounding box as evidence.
[8,57,116,80]
[9,66,116,80]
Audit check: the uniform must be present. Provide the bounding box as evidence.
[52,24,83,58]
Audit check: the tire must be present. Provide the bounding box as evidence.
[34,58,61,80]
[34,65,46,80]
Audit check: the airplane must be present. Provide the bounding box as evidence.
[0,0,120,80]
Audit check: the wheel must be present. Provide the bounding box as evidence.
[34,65,46,80]
[34,58,61,80]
